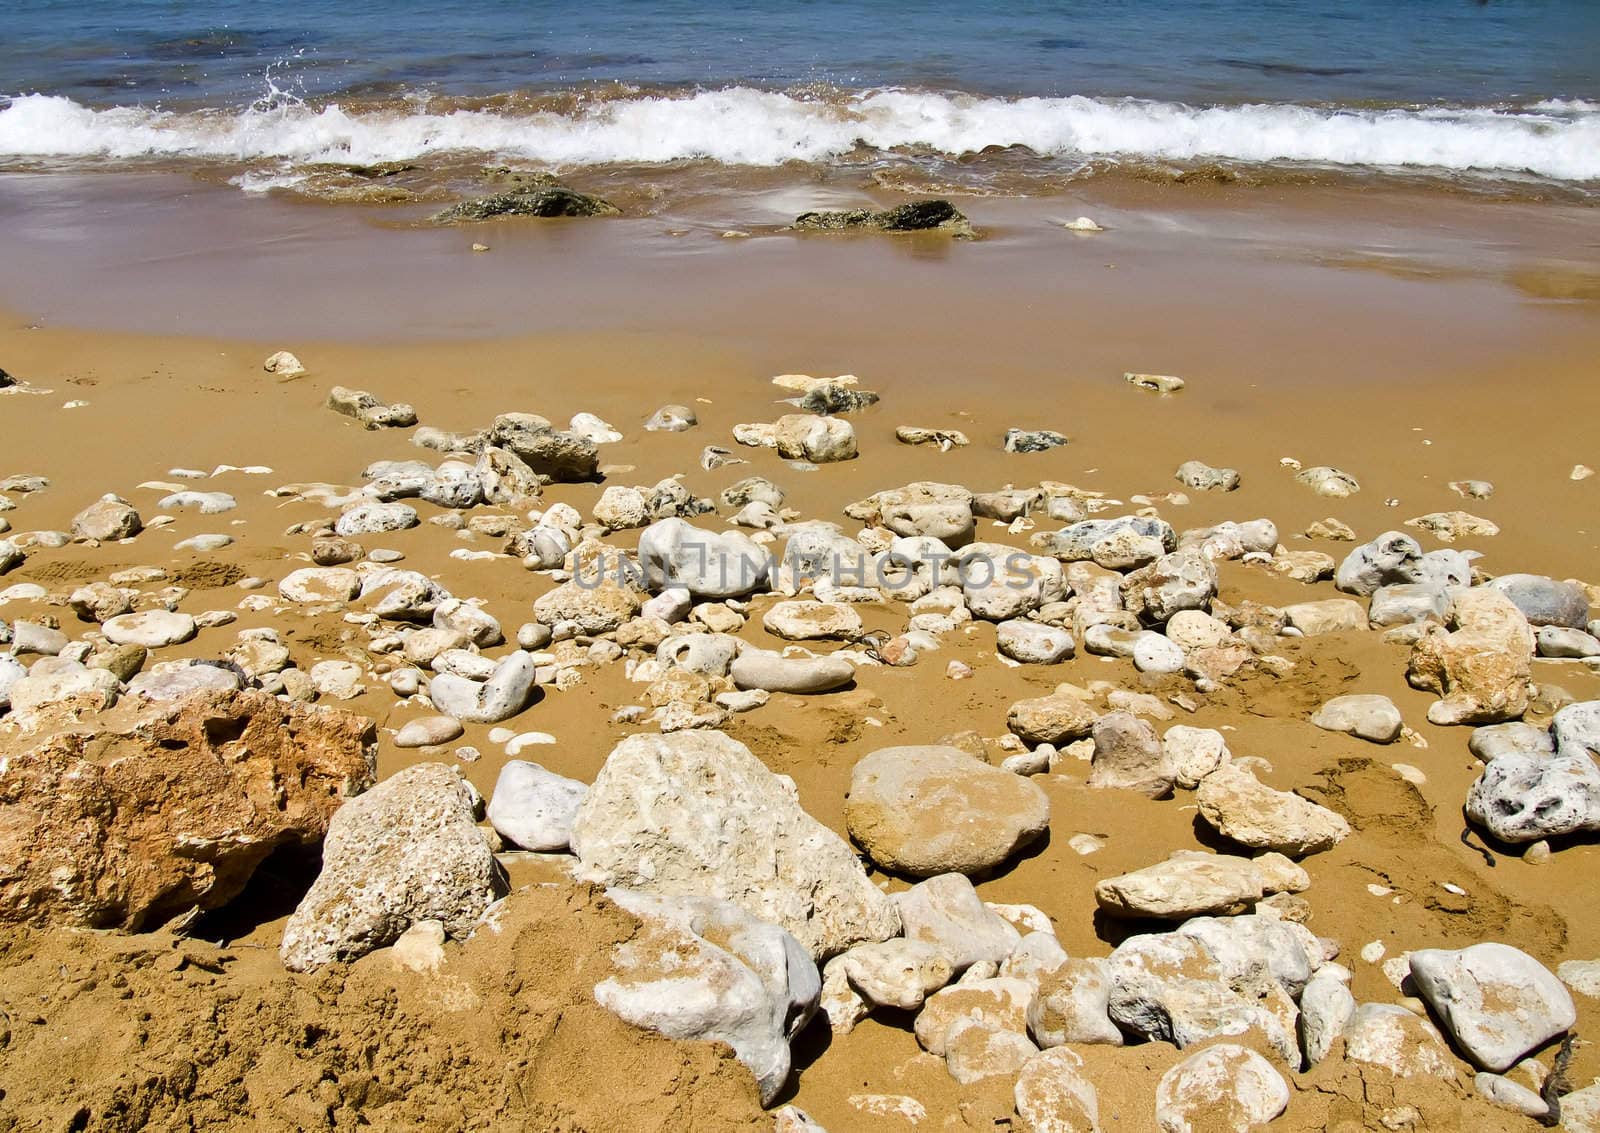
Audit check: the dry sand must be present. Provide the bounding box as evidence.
[1,180,1598,1130]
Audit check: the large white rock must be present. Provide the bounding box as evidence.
[1466,749,1600,843]
[486,760,588,852]
[1299,967,1356,1067]
[532,578,640,634]
[427,651,539,724]
[71,496,142,542]
[960,545,1066,622]
[1106,932,1299,1064]
[996,621,1075,664]
[1175,914,1322,998]
[1163,725,1232,789]
[763,600,862,641]
[570,731,900,959]
[7,663,121,725]
[280,763,504,971]
[730,648,855,694]
[638,518,771,598]
[1094,852,1267,920]
[835,938,953,1011]
[1155,1044,1288,1133]
[1408,943,1575,1072]
[0,654,26,708]
[913,977,1033,1057]
[335,501,419,537]
[597,888,819,1106]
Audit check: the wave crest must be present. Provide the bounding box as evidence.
[1,87,1596,181]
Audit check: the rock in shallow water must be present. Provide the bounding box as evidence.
[791,199,972,236]
[432,186,620,222]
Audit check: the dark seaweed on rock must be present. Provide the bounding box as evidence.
[799,384,880,415]
[790,199,974,237]
[432,187,621,223]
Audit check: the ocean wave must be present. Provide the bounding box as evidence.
[1,87,1597,181]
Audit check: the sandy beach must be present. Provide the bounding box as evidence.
[1,164,1599,1130]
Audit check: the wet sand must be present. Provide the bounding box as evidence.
[2,175,1600,1129]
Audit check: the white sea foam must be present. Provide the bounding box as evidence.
[1,88,1597,181]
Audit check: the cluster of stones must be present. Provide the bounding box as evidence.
[3,361,1599,1131]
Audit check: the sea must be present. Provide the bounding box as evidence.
[0,0,1596,201]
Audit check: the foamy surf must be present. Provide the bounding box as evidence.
[1,87,1597,182]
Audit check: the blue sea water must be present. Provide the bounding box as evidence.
[0,0,1596,185]
[4,0,1598,106]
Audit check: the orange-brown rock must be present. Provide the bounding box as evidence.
[1406,586,1535,725]
[0,689,376,929]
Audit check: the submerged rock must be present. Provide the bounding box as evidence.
[327,386,417,430]
[791,199,973,237]
[432,187,620,222]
